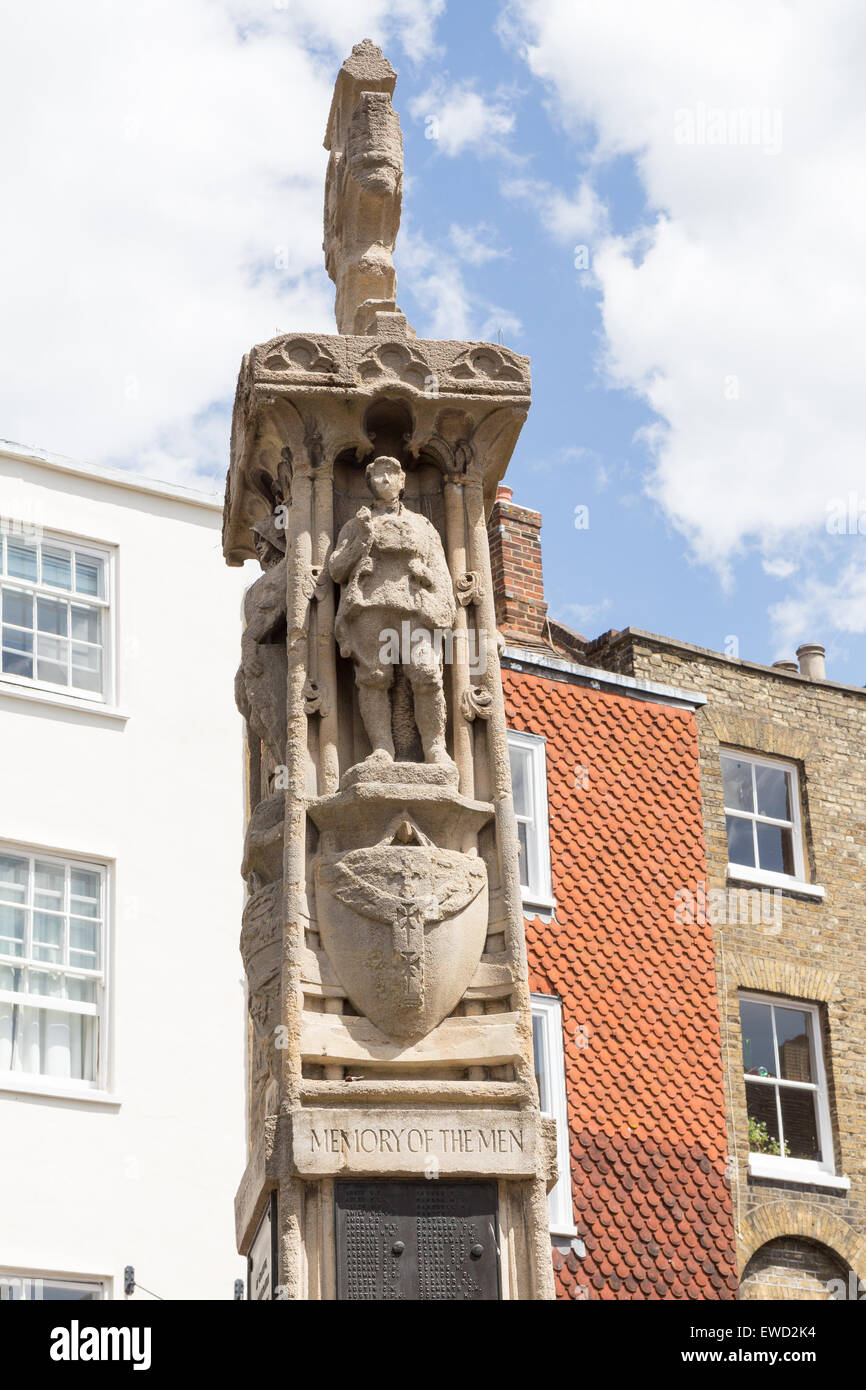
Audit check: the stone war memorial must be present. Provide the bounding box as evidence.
[223,39,556,1301]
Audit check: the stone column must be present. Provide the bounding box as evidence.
[312,459,340,796]
[443,471,475,802]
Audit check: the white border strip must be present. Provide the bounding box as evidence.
[503,645,707,710]
[1,439,222,512]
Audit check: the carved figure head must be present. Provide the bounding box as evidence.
[251,512,287,568]
[365,454,404,503]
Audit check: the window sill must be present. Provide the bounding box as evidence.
[748,1156,849,1190]
[727,863,825,899]
[521,893,557,916]
[0,682,128,722]
[0,1077,121,1106]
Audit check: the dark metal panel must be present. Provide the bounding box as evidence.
[335,1180,500,1301]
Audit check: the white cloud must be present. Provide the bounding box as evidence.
[501,0,866,634]
[501,176,607,243]
[0,1,444,482]
[398,226,521,342]
[769,560,866,657]
[410,80,515,157]
[762,556,798,580]
[229,0,445,62]
[562,597,612,629]
[449,223,510,265]
[530,443,594,475]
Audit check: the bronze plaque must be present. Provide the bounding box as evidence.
[335,1180,500,1301]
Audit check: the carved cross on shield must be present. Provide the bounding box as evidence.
[315,814,488,1043]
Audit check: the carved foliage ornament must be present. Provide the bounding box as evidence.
[455,571,483,606]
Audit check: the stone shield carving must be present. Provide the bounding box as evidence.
[316,843,487,1043]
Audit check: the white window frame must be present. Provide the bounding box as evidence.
[508,729,554,912]
[0,843,111,1098]
[0,1267,108,1300]
[0,525,114,705]
[739,991,836,1185]
[531,993,577,1238]
[721,749,810,890]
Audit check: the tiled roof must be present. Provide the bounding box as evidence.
[503,666,739,1300]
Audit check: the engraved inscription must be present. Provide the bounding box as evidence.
[293,1107,537,1179]
[312,1125,525,1156]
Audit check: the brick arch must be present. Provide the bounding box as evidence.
[701,709,822,764]
[737,1201,866,1282]
[726,951,839,1005]
[740,1235,852,1300]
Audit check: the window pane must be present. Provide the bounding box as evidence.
[2,625,33,653]
[70,919,98,961]
[721,756,754,812]
[746,1081,782,1154]
[6,542,37,581]
[780,1086,821,1162]
[756,822,795,875]
[42,547,72,590]
[29,969,64,997]
[37,657,68,685]
[37,634,68,666]
[775,1006,813,1082]
[509,747,532,818]
[71,869,100,914]
[34,860,65,910]
[755,763,792,821]
[2,589,33,628]
[32,911,63,962]
[41,1280,102,1301]
[71,644,102,692]
[517,820,529,888]
[75,554,104,598]
[70,605,99,644]
[36,597,67,636]
[0,853,29,900]
[0,903,26,955]
[725,815,755,866]
[2,649,33,677]
[740,999,777,1076]
[66,977,96,1003]
[0,962,23,990]
[532,1012,550,1112]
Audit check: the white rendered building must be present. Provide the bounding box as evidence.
[0,440,250,1301]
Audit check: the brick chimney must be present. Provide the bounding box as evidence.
[487,484,549,648]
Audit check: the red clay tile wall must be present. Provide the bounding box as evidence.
[503,665,739,1300]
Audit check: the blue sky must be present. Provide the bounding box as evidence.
[1,0,864,680]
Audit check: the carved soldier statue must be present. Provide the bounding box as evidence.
[329,455,456,767]
[234,513,288,771]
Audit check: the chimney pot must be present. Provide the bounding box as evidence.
[796,643,826,681]
[772,660,798,672]
[496,484,513,504]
